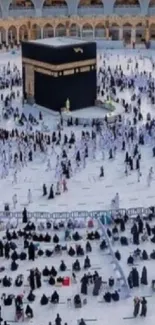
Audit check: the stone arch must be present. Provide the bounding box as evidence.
[42,0,67,7]
[78,0,104,7]
[150,23,155,39]
[19,25,28,41]
[149,0,155,7]
[32,24,41,40]
[55,23,66,37]
[123,23,132,43]
[135,23,145,43]
[43,23,54,38]
[0,27,6,44]
[82,23,93,39]
[8,25,17,44]
[114,0,140,6]
[69,23,81,37]
[8,0,35,9]
[109,23,120,40]
[95,23,105,38]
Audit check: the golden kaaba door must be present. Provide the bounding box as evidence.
[25,64,34,97]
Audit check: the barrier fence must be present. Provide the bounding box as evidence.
[0,206,153,221]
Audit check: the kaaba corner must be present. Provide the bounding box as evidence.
[21,37,97,112]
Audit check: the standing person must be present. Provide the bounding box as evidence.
[140,297,147,317]
[12,170,17,184]
[62,178,68,192]
[137,169,141,182]
[147,167,153,187]
[27,189,32,204]
[133,297,140,318]
[12,194,17,209]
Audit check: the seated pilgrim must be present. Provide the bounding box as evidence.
[120,236,128,246]
[85,241,92,253]
[65,229,71,241]
[76,245,84,256]
[72,232,81,241]
[24,222,35,232]
[150,250,155,259]
[40,294,49,305]
[45,249,53,257]
[109,277,115,288]
[11,250,19,261]
[111,291,119,302]
[12,231,18,239]
[74,294,82,308]
[49,276,55,286]
[112,227,119,241]
[68,246,75,256]
[94,231,100,240]
[11,260,18,271]
[53,234,59,244]
[25,305,33,318]
[87,232,95,240]
[37,249,44,257]
[44,233,51,243]
[115,250,121,261]
[42,266,50,277]
[104,292,112,303]
[20,252,27,260]
[142,250,148,260]
[84,256,91,269]
[50,291,59,304]
[73,259,81,272]
[56,276,63,283]
[46,221,52,229]
[2,294,13,306]
[59,260,67,272]
[127,255,134,265]
[100,240,107,250]
[15,275,23,287]
[79,319,86,325]
[2,276,12,287]
[27,291,35,302]
[55,244,61,254]
[51,266,57,277]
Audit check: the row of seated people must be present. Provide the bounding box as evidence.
[104,291,120,303]
[128,249,155,264]
[0,241,93,264]
[22,219,95,231]
[40,291,59,305]
[2,274,24,287]
[6,223,99,242]
[72,256,91,271]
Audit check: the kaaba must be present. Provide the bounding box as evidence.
[22,38,97,112]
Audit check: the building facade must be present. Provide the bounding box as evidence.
[0,0,155,46]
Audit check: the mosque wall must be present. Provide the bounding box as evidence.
[0,0,154,45]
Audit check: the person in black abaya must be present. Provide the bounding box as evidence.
[48,184,54,199]
[28,242,35,261]
[22,208,28,223]
[35,269,41,288]
[43,184,47,196]
[140,297,147,317]
[81,274,88,295]
[29,270,35,291]
[141,266,148,285]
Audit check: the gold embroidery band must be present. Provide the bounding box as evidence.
[22,57,96,72]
